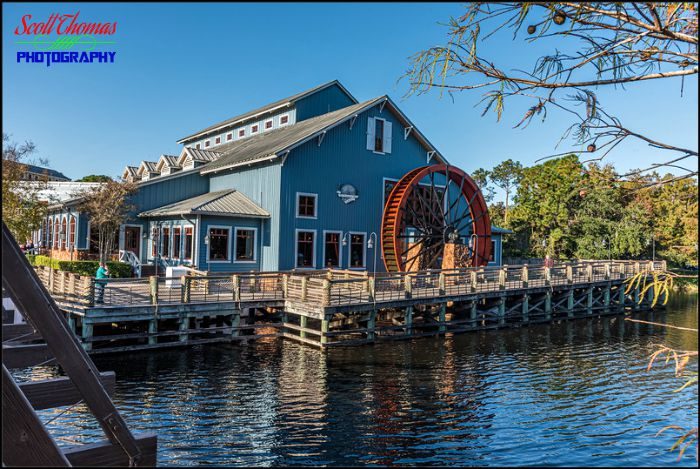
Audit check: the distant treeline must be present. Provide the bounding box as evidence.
[476,154,698,267]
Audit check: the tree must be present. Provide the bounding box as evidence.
[77,174,113,182]
[471,167,495,202]
[404,3,698,184]
[75,179,137,263]
[1,133,51,243]
[489,159,523,226]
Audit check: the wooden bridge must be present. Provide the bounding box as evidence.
[31,259,668,351]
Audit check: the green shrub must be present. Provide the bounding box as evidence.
[29,255,133,278]
[25,253,37,265]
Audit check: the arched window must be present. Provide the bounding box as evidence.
[69,216,76,249]
[53,219,59,249]
[43,219,49,247]
[61,217,67,250]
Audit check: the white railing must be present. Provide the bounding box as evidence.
[118,250,142,277]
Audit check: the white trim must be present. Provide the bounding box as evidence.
[294,229,316,269]
[233,226,258,263]
[296,192,318,219]
[172,225,182,260]
[278,113,290,127]
[250,123,259,135]
[322,230,343,269]
[204,139,211,148]
[183,224,195,262]
[225,131,233,142]
[347,231,367,270]
[194,215,201,267]
[372,117,387,155]
[160,224,173,259]
[263,118,274,131]
[237,128,246,138]
[206,225,232,263]
[122,224,142,260]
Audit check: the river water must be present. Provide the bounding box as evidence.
[22,294,698,466]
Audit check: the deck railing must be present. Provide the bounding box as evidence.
[32,259,666,310]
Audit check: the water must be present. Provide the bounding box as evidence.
[19,294,698,466]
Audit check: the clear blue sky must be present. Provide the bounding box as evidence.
[3,2,697,201]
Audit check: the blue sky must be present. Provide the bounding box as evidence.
[3,3,697,202]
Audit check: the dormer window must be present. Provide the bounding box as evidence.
[226,132,233,141]
[280,114,289,126]
[251,124,259,134]
[215,136,221,145]
[238,129,245,138]
[204,140,210,148]
[264,119,273,130]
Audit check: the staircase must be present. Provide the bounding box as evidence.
[118,250,142,277]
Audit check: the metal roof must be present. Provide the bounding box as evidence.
[184,148,222,163]
[22,164,70,181]
[137,161,158,174]
[177,80,358,144]
[200,96,447,175]
[155,155,180,171]
[122,166,139,177]
[138,189,270,219]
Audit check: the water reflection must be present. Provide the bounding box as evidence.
[16,294,698,466]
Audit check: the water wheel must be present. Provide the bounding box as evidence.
[381,164,491,272]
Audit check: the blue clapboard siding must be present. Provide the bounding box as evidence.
[127,171,210,215]
[278,102,441,271]
[295,84,357,122]
[208,162,281,271]
[197,216,262,272]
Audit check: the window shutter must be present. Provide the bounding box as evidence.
[383,121,393,153]
[366,117,375,150]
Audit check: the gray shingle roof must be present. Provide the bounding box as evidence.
[23,164,70,181]
[185,148,222,162]
[177,80,358,143]
[123,166,139,177]
[138,189,270,219]
[200,97,385,175]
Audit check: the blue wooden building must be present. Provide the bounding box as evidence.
[39,81,510,273]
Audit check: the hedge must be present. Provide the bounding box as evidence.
[27,255,134,278]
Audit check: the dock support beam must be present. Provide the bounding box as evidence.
[522,295,529,323]
[567,289,574,318]
[498,296,505,326]
[148,319,157,345]
[618,285,626,312]
[438,303,446,333]
[320,317,329,346]
[586,287,593,315]
[367,310,376,341]
[67,314,76,334]
[545,291,552,320]
[300,315,307,339]
[604,285,611,313]
[231,312,240,338]
[633,285,640,311]
[405,306,413,335]
[470,301,477,327]
[178,315,189,342]
[82,321,93,351]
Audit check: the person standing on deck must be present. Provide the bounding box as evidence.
[95,262,109,304]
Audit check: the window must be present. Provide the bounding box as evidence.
[162,227,170,258]
[184,226,193,260]
[196,143,201,149]
[234,228,256,262]
[53,219,59,248]
[349,233,366,269]
[60,217,67,250]
[490,240,496,262]
[208,227,229,261]
[69,216,76,248]
[296,230,315,268]
[204,140,210,148]
[238,129,245,138]
[226,132,233,141]
[374,118,384,152]
[296,193,317,218]
[47,220,53,248]
[173,227,181,259]
[367,117,392,154]
[151,227,158,257]
[324,232,341,268]
[279,114,289,126]
[251,124,259,134]
[264,119,273,130]
[215,136,221,145]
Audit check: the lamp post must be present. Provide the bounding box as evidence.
[342,232,351,268]
[367,232,378,275]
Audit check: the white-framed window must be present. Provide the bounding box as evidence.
[204,139,211,148]
[264,118,273,131]
[215,136,221,145]
[295,229,316,269]
[279,113,290,126]
[296,192,317,219]
[238,128,245,138]
[161,226,171,258]
[234,227,257,263]
[183,225,194,261]
[348,231,367,269]
[207,225,231,262]
[251,124,259,134]
[322,230,342,268]
[226,132,233,142]
[195,143,201,149]
[366,117,393,154]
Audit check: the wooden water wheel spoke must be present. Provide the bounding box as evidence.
[381,164,491,272]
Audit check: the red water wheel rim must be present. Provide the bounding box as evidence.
[381,164,491,272]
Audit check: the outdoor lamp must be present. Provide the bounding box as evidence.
[342,232,350,247]
[367,237,373,249]
[204,235,209,245]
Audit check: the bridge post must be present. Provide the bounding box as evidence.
[586,264,593,282]
[567,289,574,318]
[586,287,593,315]
[181,276,190,303]
[300,315,307,339]
[320,316,329,346]
[404,274,412,299]
[368,277,375,303]
[301,276,308,302]
[470,271,477,292]
[522,294,529,323]
[545,291,552,320]
[605,263,611,280]
[499,268,507,290]
[438,272,446,296]
[232,274,240,301]
[544,267,551,286]
[566,265,573,285]
[522,265,529,288]
[323,279,332,306]
[149,276,158,305]
[82,320,93,351]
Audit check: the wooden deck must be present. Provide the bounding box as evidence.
[32,260,667,352]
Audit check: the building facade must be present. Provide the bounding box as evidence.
[39,81,509,272]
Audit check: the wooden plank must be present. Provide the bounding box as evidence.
[2,322,41,342]
[2,365,70,466]
[63,432,158,467]
[2,225,145,461]
[19,372,116,411]
[3,343,52,369]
